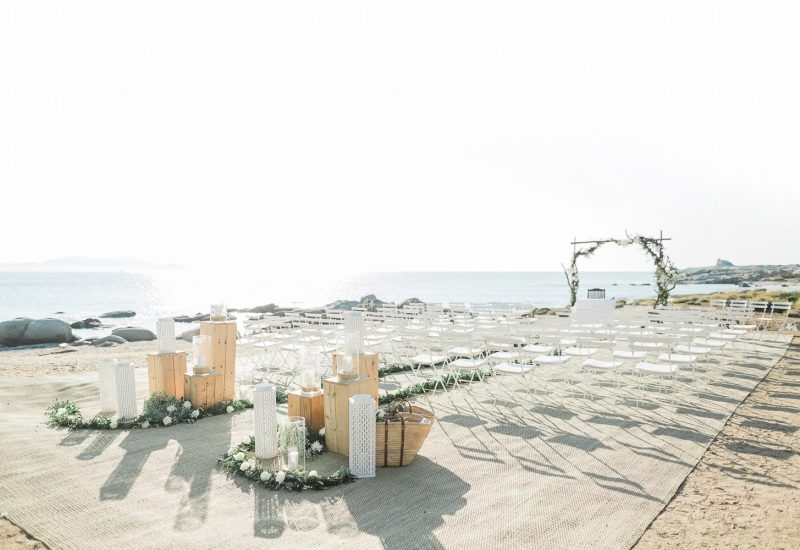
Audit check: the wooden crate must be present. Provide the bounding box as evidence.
[287,391,325,432]
[146,352,188,399]
[323,376,371,456]
[183,372,224,409]
[332,353,379,402]
[200,320,237,401]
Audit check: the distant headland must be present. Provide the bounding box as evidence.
[678,259,800,285]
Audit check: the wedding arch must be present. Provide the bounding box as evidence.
[562,231,679,308]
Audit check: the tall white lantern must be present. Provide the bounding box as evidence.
[343,311,365,356]
[348,394,376,478]
[97,357,118,412]
[114,362,137,419]
[253,385,278,460]
[156,317,176,354]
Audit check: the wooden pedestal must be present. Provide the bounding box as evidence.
[146,352,188,399]
[323,376,370,456]
[183,372,224,409]
[200,321,237,401]
[287,391,325,432]
[332,353,379,402]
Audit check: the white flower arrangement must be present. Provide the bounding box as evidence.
[163,416,172,426]
[166,405,176,413]
[183,401,192,409]
[191,410,199,419]
[260,471,272,482]
[240,461,251,472]
[141,421,150,429]
[226,405,234,413]
[57,407,67,416]
[234,452,245,461]
[308,470,318,478]
[227,447,236,456]
[319,427,325,437]
[376,409,385,420]
[310,441,323,453]
[275,471,286,484]
[109,419,118,430]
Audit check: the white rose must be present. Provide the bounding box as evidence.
[240,462,251,472]
[141,421,150,429]
[57,407,67,416]
[275,471,286,484]
[166,405,176,413]
[377,409,385,419]
[163,416,172,426]
[109,420,118,429]
[260,471,272,482]
[183,401,192,409]
[191,410,199,419]
[233,452,245,461]
[226,405,234,413]
[318,427,325,437]
[310,441,323,453]
[308,470,318,478]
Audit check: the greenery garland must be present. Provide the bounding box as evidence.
[377,368,493,405]
[218,436,356,491]
[562,234,678,308]
[45,393,252,431]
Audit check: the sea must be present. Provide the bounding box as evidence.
[1,271,794,339]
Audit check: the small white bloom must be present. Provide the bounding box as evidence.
[226,405,234,413]
[240,461,251,472]
[275,471,286,484]
[166,405,176,413]
[141,421,150,429]
[227,447,236,456]
[183,401,192,409]
[191,410,199,419]
[377,409,385,419]
[233,452,245,461]
[163,416,172,426]
[310,441,323,453]
[308,470,318,478]
[260,471,272,482]
[318,427,325,436]
[109,419,118,429]
[57,407,67,416]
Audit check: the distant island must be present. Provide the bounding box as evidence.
[0,256,183,271]
[678,259,800,285]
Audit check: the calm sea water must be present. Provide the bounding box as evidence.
[0,271,790,338]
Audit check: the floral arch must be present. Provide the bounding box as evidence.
[562,232,678,308]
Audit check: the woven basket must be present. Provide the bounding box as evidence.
[376,405,435,467]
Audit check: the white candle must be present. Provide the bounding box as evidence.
[287,449,299,470]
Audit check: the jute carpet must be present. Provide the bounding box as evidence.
[0,328,790,549]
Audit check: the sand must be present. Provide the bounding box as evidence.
[0,329,798,548]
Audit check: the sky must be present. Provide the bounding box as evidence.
[1,1,798,273]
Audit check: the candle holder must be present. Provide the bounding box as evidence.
[253,385,278,460]
[298,352,322,395]
[192,335,212,373]
[279,416,306,471]
[97,357,118,412]
[210,303,227,322]
[337,354,360,382]
[349,394,376,478]
[343,311,365,356]
[114,361,137,419]
[156,317,176,354]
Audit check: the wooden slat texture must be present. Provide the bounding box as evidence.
[322,376,368,456]
[288,391,325,431]
[200,321,237,401]
[146,352,188,399]
[332,353,379,401]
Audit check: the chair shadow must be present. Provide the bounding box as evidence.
[77,430,121,460]
[651,426,712,444]
[547,432,609,452]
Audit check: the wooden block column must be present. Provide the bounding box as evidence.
[332,353,379,402]
[146,352,188,399]
[183,372,224,409]
[287,391,325,432]
[322,376,368,456]
[200,320,237,401]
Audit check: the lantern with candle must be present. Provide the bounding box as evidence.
[210,303,227,322]
[192,335,212,373]
[279,416,306,471]
[298,351,322,395]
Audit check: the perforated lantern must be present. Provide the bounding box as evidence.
[348,394,376,478]
[343,311,365,356]
[253,385,278,460]
[97,357,118,412]
[279,416,306,471]
[114,361,137,419]
[192,335,212,371]
[156,317,176,354]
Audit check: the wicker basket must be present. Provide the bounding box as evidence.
[376,405,436,467]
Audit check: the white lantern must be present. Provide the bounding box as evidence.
[279,417,306,471]
[298,351,322,395]
[337,354,359,382]
[343,311,364,356]
[210,303,227,322]
[156,317,176,354]
[114,362,137,419]
[253,385,278,460]
[348,394,376,478]
[97,357,118,412]
[192,335,212,371]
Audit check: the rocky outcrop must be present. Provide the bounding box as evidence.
[326,294,387,312]
[678,263,800,285]
[399,298,425,308]
[99,310,136,318]
[0,318,75,347]
[91,335,128,346]
[716,259,734,267]
[111,327,156,342]
[178,328,200,342]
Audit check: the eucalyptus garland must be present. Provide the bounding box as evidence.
[45,393,252,431]
[562,233,678,308]
[218,436,356,491]
[378,368,493,405]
